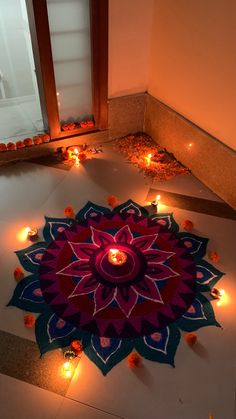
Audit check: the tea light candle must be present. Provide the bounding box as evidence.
[151,194,161,212]
[26,227,38,241]
[108,248,127,266]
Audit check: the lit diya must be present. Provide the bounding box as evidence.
[26,227,38,241]
[108,248,128,266]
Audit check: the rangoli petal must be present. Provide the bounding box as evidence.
[132,234,158,251]
[91,227,114,247]
[93,284,116,314]
[133,277,163,303]
[69,274,98,297]
[114,225,133,244]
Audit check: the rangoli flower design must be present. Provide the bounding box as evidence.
[8,200,224,374]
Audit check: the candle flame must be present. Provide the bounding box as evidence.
[73,148,79,155]
[62,361,74,379]
[216,289,229,306]
[109,248,119,255]
[156,194,161,202]
[148,153,152,158]
[17,227,31,242]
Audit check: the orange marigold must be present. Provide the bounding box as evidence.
[24,314,36,328]
[0,143,7,152]
[80,121,88,129]
[16,141,25,149]
[184,332,197,347]
[33,136,42,145]
[86,120,94,127]
[7,142,16,151]
[127,352,142,368]
[78,152,87,162]
[70,340,83,356]
[64,206,75,218]
[209,251,219,262]
[14,266,24,282]
[182,219,194,232]
[23,138,33,147]
[107,195,119,208]
[41,134,50,143]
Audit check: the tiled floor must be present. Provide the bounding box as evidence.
[0,142,235,419]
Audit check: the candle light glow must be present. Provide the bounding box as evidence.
[145,153,152,166]
[108,248,127,266]
[62,361,74,379]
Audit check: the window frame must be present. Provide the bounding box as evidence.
[26,0,108,140]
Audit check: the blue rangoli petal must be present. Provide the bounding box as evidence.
[76,201,111,222]
[35,310,85,355]
[15,242,47,273]
[176,293,220,332]
[178,232,208,259]
[7,275,47,313]
[195,259,224,291]
[135,324,181,367]
[149,213,179,233]
[113,199,148,217]
[43,217,73,242]
[84,335,134,375]
[47,313,76,343]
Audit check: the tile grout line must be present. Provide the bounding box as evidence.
[64,394,125,419]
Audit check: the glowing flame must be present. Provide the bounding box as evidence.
[17,227,31,242]
[145,153,152,166]
[109,248,119,256]
[62,361,74,379]
[216,289,229,306]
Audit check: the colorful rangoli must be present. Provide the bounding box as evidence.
[8,200,224,374]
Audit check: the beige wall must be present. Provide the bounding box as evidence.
[148,0,236,151]
[109,0,153,98]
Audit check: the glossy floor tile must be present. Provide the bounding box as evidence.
[0,374,118,419]
[0,141,235,419]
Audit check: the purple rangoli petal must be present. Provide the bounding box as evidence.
[69,274,98,297]
[132,234,158,251]
[144,248,175,264]
[115,286,138,318]
[133,277,163,303]
[146,264,179,281]
[114,225,133,244]
[57,260,91,277]
[69,242,97,259]
[93,284,116,314]
[91,227,115,247]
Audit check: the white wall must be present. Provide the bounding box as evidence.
[108,0,154,98]
[148,0,236,151]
